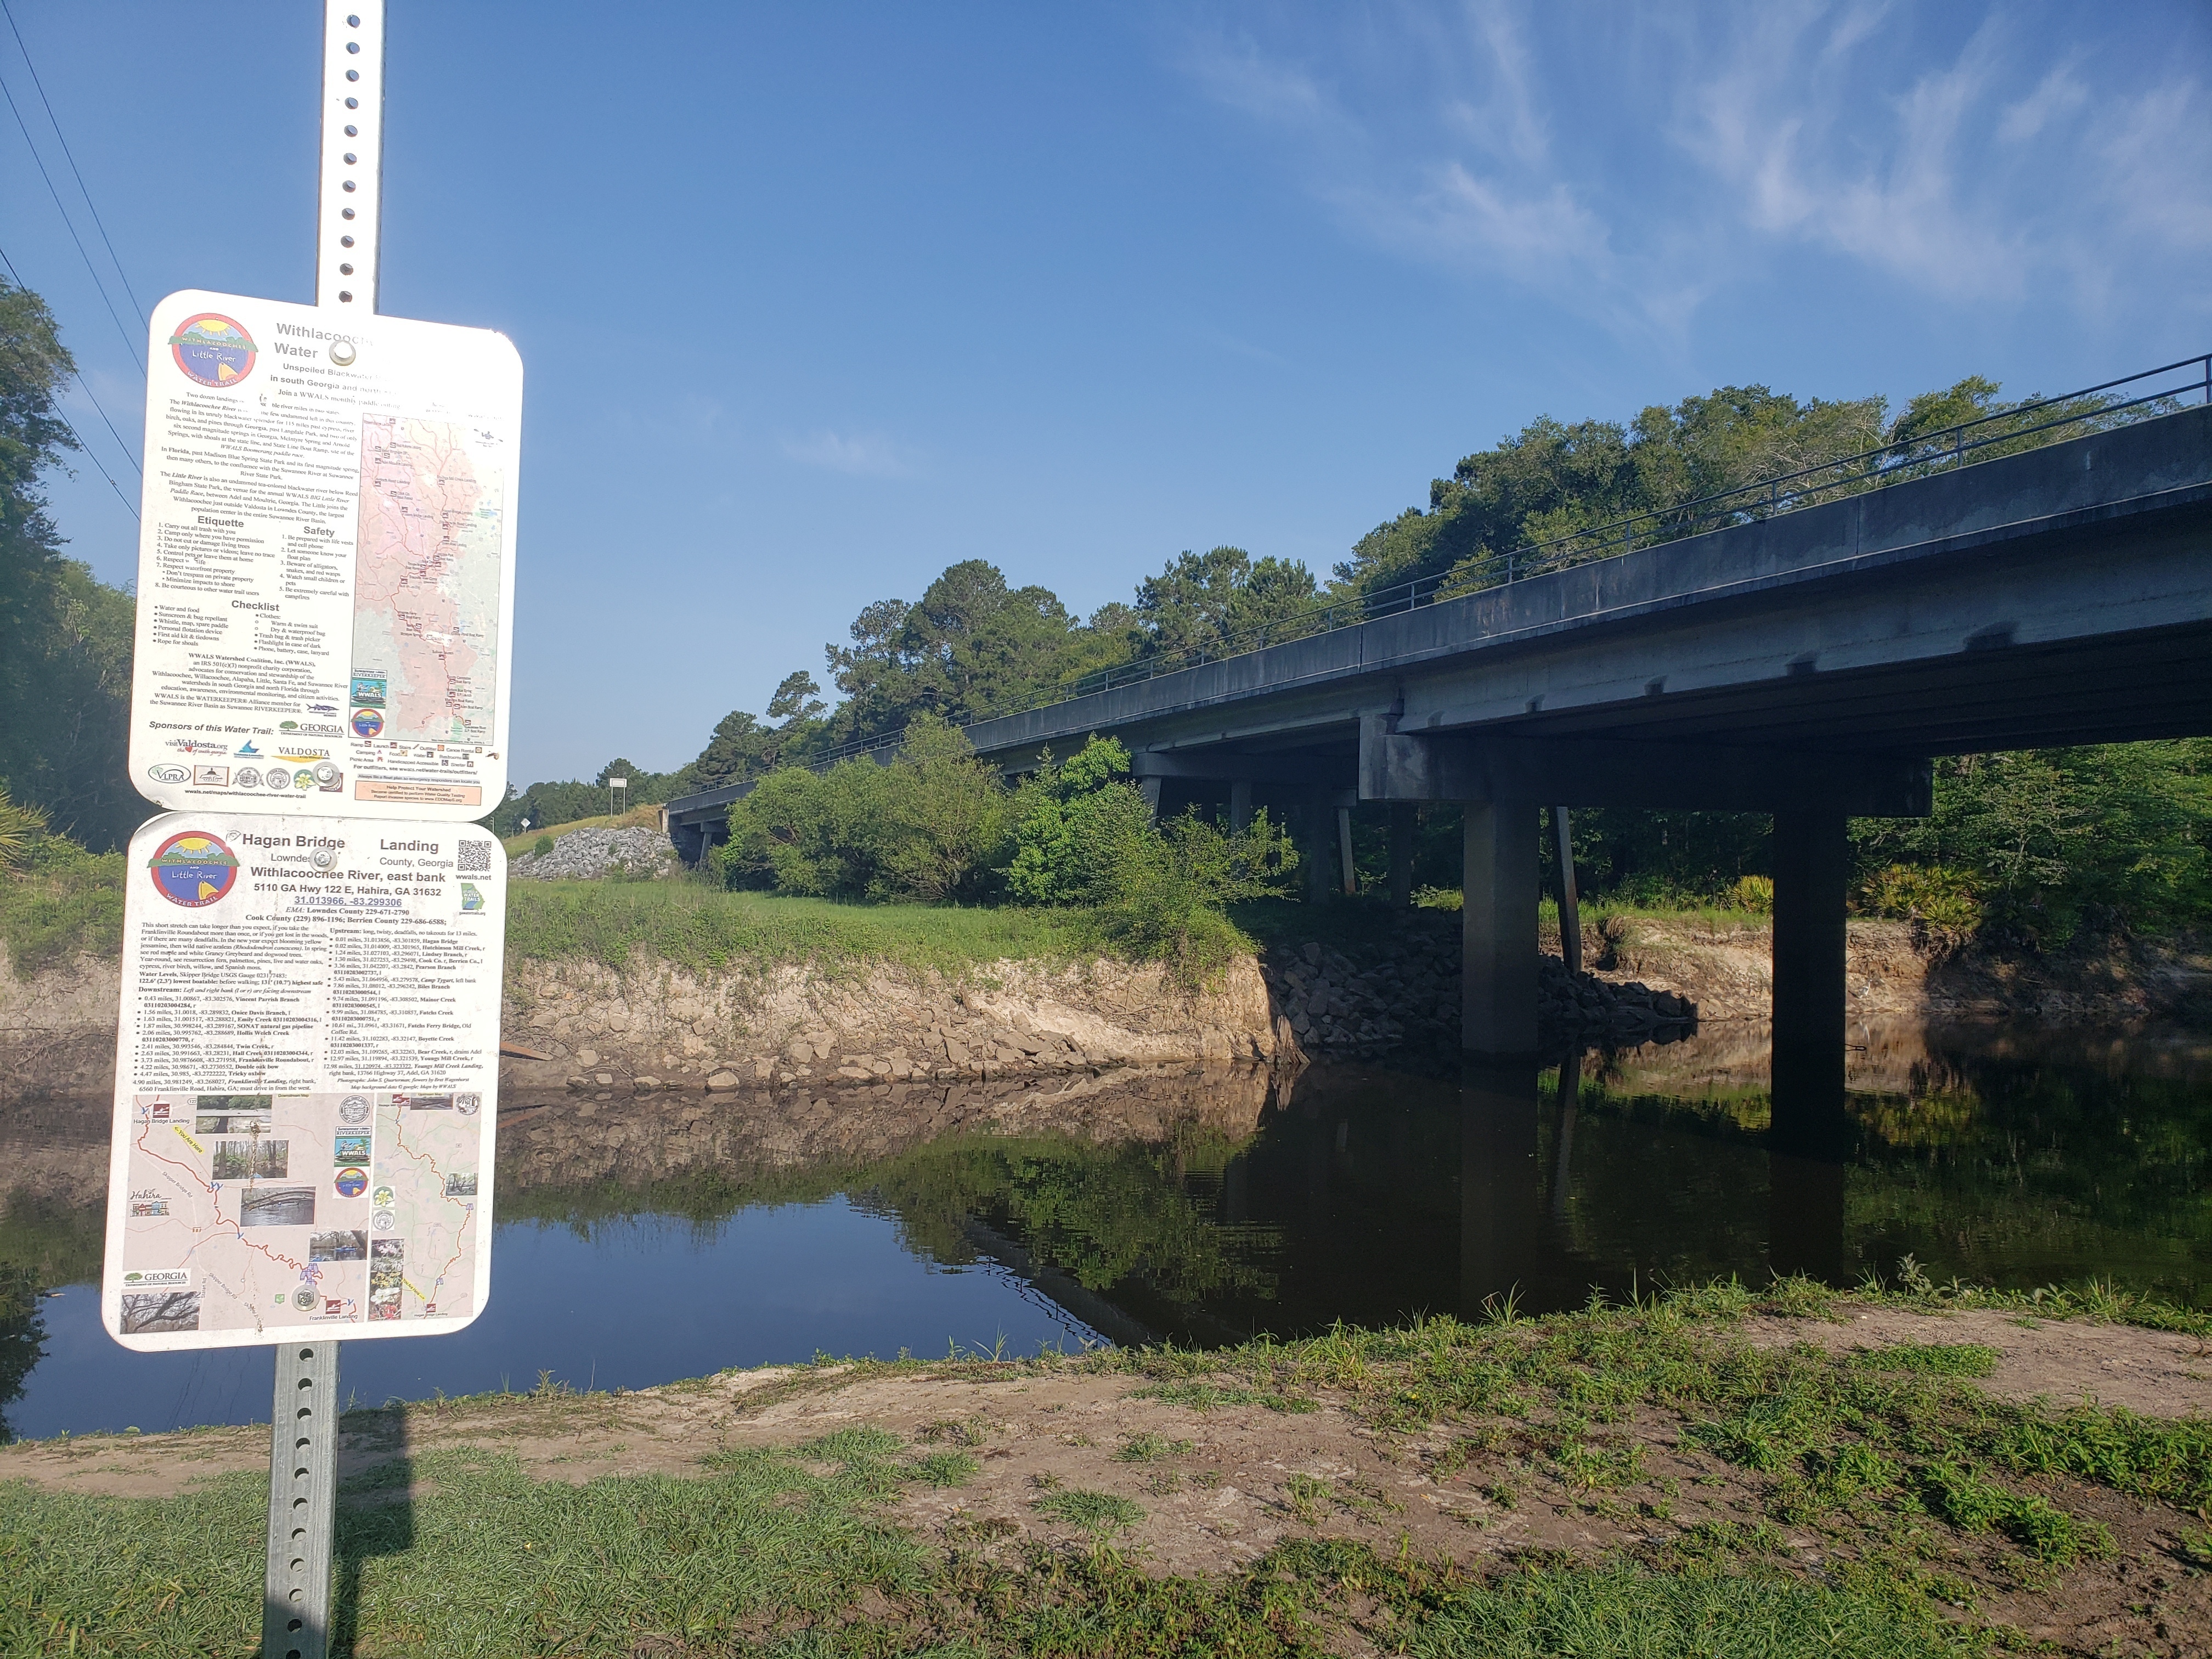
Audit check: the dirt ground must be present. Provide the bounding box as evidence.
[5,1306,2208,1656]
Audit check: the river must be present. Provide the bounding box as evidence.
[4,1016,2207,1440]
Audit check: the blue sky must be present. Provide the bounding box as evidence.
[6,1,2208,783]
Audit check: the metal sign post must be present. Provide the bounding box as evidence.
[106,0,521,1651]
[264,1341,341,1658]
[261,13,380,1651]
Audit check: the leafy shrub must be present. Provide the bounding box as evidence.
[532,835,554,858]
[1728,874,1773,915]
[0,831,125,975]
[718,714,1009,903]
[1857,862,1982,940]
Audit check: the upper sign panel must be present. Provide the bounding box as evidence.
[129,291,522,820]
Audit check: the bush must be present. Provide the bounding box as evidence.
[1728,874,1773,915]
[1857,862,1982,939]
[532,835,554,858]
[714,729,1298,983]
[718,714,1008,903]
[0,830,125,975]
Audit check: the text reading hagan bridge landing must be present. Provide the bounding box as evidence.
[103,815,505,1350]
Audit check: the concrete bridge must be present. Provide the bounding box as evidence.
[668,400,2212,1097]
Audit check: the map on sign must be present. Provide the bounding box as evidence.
[127,289,521,821]
[114,1091,483,1336]
[103,810,503,1350]
[353,416,505,746]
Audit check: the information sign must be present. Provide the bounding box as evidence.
[128,290,522,820]
[103,812,505,1350]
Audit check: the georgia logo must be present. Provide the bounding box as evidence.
[169,313,257,388]
[148,831,240,907]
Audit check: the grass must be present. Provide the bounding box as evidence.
[505,881,1107,979]
[0,836,122,977]
[3,1280,2206,1654]
[1030,1487,1147,1536]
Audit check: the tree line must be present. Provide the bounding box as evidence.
[3,270,2203,945]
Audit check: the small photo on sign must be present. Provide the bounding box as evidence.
[333,1135,371,1165]
[239,1187,315,1227]
[444,1172,478,1198]
[120,1291,200,1334]
[309,1230,368,1262]
[212,1141,288,1181]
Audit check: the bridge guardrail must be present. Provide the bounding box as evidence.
[773,353,2211,777]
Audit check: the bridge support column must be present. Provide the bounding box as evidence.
[1388,802,1415,907]
[1771,808,1849,1108]
[1462,803,1538,1055]
[1137,775,1163,819]
[1302,795,1334,904]
[1229,779,1253,834]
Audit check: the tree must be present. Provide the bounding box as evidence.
[1126,546,1321,662]
[1336,381,1932,597]
[0,277,143,851]
[826,560,1091,740]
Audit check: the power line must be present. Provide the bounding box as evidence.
[0,240,140,521]
[0,66,144,372]
[0,0,144,325]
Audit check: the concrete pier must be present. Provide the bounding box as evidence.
[1462,804,1539,1056]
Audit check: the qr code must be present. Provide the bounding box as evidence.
[458,839,492,872]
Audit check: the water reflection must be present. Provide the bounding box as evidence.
[4,1019,2208,1437]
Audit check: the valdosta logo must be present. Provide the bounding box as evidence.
[149,831,239,907]
[169,313,257,387]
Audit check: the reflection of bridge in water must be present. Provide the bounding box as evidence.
[486,1023,2212,1341]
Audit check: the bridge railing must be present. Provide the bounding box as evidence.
[787,353,2209,772]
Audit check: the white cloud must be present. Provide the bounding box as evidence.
[1173,1,2212,334]
[780,429,920,479]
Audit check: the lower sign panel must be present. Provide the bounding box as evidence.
[103,812,505,1350]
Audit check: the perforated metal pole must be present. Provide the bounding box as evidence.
[316,1,386,312]
[263,1340,341,1659]
[261,7,384,1653]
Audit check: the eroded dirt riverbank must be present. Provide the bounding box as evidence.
[9,913,2206,1107]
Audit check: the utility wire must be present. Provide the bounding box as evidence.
[0,69,144,372]
[0,229,143,478]
[0,0,145,326]
[0,240,140,520]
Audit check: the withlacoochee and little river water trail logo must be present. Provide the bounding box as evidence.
[149,831,239,907]
[169,313,257,388]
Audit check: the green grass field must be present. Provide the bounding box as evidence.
[504,880,1103,979]
[4,1279,2204,1656]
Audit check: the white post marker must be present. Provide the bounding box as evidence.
[101,7,524,1657]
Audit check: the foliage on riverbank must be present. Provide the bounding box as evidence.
[3,1278,2206,1656]
[713,726,1297,984]
[0,829,121,977]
